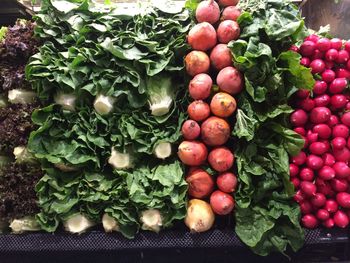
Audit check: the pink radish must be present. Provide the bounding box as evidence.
[332,124,349,138]
[317,38,331,52]
[322,69,336,83]
[341,112,350,127]
[300,181,317,196]
[300,41,316,56]
[336,192,350,208]
[325,49,339,61]
[313,81,327,95]
[309,142,328,155]
[327,115,340,127]
[305,34,320,43]
[323,218,335,228]
[316,209,330,221]
[301,214,318,228]
[314,94,330,107]
[329,78,348,94]
[310,59,325,74]
[310,107,331,124]
[289,164,299,177]
[299,168,314,181]
[324,199,338,213]
[333,210,349,228]
[330,38,343,50]
[336,50,349,64]
[310,193,326,207]
[323,153,336,166]
[318,166,336,180]
[331,179,349,192]
[294,189,306,203]
[306,155,324,170]
[300,201,313,214]
[332,137,347,150]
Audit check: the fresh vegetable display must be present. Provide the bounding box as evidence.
[290,35,350,229]
[0,0,349,258]
[179,0,242,229]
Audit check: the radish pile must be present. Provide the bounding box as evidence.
[178,0,243,231]
[290,35,350,229]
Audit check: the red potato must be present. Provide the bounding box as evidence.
[188,100,211,122]
[210,92,237,118]
[181,120,201,140]
[178,141,208,166]
[217,172,237,193]
[188,73,212,100]
[221,6,241,21]
[210,190,235,215]
[217,20,240,44]
[210,44,233,71]
[195,0,220,24]
[186,169,215,198]
[185,51,210,77]
[201,116,230,146]
[188,22,217,51]
[218,0,239,6]
[208,147,234,172]
[217,66,243,95]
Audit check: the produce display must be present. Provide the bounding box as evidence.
[0,0,349,258]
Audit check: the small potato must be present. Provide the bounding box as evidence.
[181,120,201,140]
[208,147,234,172]
[185,51,210,77]
[188,100,211,122]
[210,92,237,117]
[201,116,230,146]
[178,141,208,166]
[210,190,235,215]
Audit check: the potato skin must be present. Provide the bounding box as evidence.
[178,141,208,166]
[188,100,211,122]
[208,147,234,172]
[201,116,230,146]
[181,120,201,140]
[216,66,243,95]
[210,92,237,118]
[185,51,210,77]
[210,190,235,215]
[186,169,214,198]
[189,73,212,100]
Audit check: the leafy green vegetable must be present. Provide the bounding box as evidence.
[230,0,314,256]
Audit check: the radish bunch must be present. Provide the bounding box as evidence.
[179,0,243,222]
[290,35,350,229]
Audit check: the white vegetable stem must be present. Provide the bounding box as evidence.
[10,217,41,233]
[63,214,95,234]
[108,148,133,169]
[13,146,36,164]
[102,213,119,233]
[94,94,115,115]
[54,93,77,111]
[154,142,172,159]
[140,209,163,233]
[149,97,173,116]
[8,89,36,104]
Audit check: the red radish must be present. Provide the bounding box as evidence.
[313,81,327,95]
[217,20,240,44]
[178,141,208,166]
[306,155,324,170]
[312,124,332,139]
[182,120,201,140]
[336,50,349,64]
[329,78,348,94]
[307,131,318,144]
[311,193,326,207]
[289,45,299,52]
[325,199,338,213]
[218,0,239,6]
[217,172,237,193]
[291,151,307,166]
[336,192,350,208]
[331,178,349,192]
[294,189,306,203]
[318,181,333,196]
[317,38,331,51]
[336,68,350,79]
[310,59,325,74]
[314,94,331,107]
[216,66,243,95]
[348,60,350,70]
[309,142,328,155]
[300,181,317,196]
[322,69,336,83]
[210,190,235,215]
[221,6,241,21]
[325,49,339,61]
[345,40,350,52]
[325,60,335,69]
[323,153,336,166]
[301,214,318,228]
[294,127,306,136]
[333,162,350,179]
[299,97,315,111]
[208,147,234,172]
[333,148,350,162]
[310,107,331,124]
[299,167,314,181]
[187,100,210,122]
[330,94,347,109]
[296,89,310,99]
[185,51,210,76]
[327,115,340,127]
[333,210,349,228]
[332,137,346,150]
[348,137,350,149]
[289,164,299,177]
[210,44,233,71]
[318,166,336,180]
[188,22,217,51]
[186,169,215,198]
[195,0,220,24]
[189,73,212,100]
[332,124,349,138]
[290,109,308,127]
[291,177,300,189]
[300,201,313,214]
[323,218,335,228]
[316,209,330,221]
[320,140,331,152]
[311,49,324,60]
[201,116,230,146]
[330,38,343,50]
[305,34,320,43]
[300,57,310,67]
[300,41,316,56]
